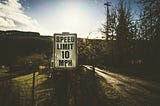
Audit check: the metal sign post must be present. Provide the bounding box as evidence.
[54,32,77,70]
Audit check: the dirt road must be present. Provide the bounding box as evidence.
[84,65,160,106]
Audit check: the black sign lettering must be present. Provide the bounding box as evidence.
[59,60,72,66]
[56,36,75,42]
[54,33,77,69]
[57,43,73,50]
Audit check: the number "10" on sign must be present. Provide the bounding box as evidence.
[62,51,70,59]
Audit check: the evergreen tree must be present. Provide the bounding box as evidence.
[137,0,160,39]
[116,0,133,40]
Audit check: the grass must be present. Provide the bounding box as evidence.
[0,68,10,78]
[99,79,119,99]
[94,74,124,106]
[80,66,123,106]
[0,66,127,106]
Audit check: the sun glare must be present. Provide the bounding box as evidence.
[57,7,88,33]
[41,1,103,38]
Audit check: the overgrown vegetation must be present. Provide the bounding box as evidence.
[0,0,159,80]
[49,66,122,106]
[0,65,120,106]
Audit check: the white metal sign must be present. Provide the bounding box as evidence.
[54,32,77,69]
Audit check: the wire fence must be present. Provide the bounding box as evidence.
[0,72,53,106]
[0,66,102,106]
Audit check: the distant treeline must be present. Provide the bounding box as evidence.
[0,30,159,70]
[0,30,52,66]
[78,38,160,69]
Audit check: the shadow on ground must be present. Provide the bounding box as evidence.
[0,66,119,106]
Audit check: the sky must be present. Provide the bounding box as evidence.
[0,0,139,38]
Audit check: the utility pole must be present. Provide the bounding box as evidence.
[104,1,111,40]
